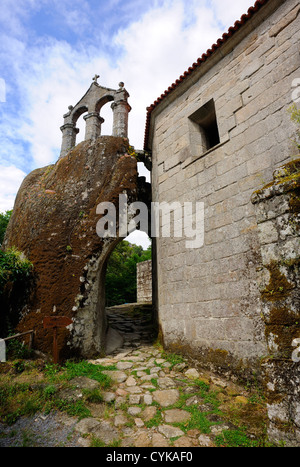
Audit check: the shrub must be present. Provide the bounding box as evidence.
[0,210,12,245]
[0,247,33,294]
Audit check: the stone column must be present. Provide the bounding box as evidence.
[84,112,104,141]
[112,82,131,138]
[60,123,79,159]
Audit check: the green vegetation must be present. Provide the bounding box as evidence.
[0,210,12,245]
[6,337,34,360]
[0,343,276,447]
[214,429,260,447]
[160,351,186,369]
[105,240,151,306]
[0,359,115,425]
[0,247,33,294]
[59,360,115,386]
[90,436,122,447]
[288,104,300,152]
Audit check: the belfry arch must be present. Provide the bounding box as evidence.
[59,77,131,159]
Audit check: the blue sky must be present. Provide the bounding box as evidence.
[0,0,254,246]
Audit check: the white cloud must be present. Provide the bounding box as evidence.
[11,0,244,169]
[0,0,257,227]
[125,230,151,250]
[0,166,27,212]
[210,0,256,28]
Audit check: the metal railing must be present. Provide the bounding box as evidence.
[3,330,35,350]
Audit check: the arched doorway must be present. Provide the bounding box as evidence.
[103,232,157,353]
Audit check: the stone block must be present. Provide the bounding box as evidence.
[257,220,279,244]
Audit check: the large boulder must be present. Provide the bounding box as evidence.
[2,136,138,359]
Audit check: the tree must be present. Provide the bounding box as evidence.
[0,210,12,246]
[105,240,151,306]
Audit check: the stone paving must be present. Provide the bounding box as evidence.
[0,305,268,447]
[73,343,262,447]
[68,305,267,447]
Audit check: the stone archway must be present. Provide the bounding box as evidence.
[103,232,155,353]
[2,78,155,361]
[2,136,139,360]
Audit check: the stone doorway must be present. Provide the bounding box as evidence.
[103,235,158,354]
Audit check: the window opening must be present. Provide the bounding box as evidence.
[189,98,220,153]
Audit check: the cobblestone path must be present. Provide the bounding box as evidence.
[0,305,268,448]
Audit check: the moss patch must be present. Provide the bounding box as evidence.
[261,262,294,303]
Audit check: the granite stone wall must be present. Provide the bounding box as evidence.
[252,158,300,446]
[137,260,152,303]
[150,0,300,379]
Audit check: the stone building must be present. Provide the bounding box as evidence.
[2,0,299,446]
[137,260,152,303]
[144,0,300,444]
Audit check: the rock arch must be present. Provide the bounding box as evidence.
[3,136,139,359]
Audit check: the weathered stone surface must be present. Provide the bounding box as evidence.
[151,433,170,447]
[69,376,100,390]
[198,435,215,447]
[157,376,177,388]
[153,389,180,407]
[134,418,144,427]
[92,421,120,445]
[134,431,152,447]
[158,425,184,439]
[252,159,300,445]
[173,436,196,447]
[185,395,202,406]
[137,260,152,303]
[74,418,101,434]
[126,375,138,387]
[140,406,157,422]
[2,136,138,359]
[116,361,134,370]
[102,392,116,403]
[143,394,153,405]
[58,387,84,402]
[184,368,200,380]
[114,414,128,427]
[126,386,143,394]
[163,409,191,423]
[148,0,299,393]
[102,370,127,383]
[129,395,141,405]
[127,407,142,416]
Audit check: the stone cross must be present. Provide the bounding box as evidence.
[93,74,100,84]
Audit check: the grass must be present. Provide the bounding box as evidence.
[160,351,186,369]
[90,436,122,447]
[0,347,275,448]
[214,429,260,447]
[0,358,115,425]
[45,360,116,387]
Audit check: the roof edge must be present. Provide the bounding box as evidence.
[143,0,273,150]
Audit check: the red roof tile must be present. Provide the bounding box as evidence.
[143,0,270,150]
